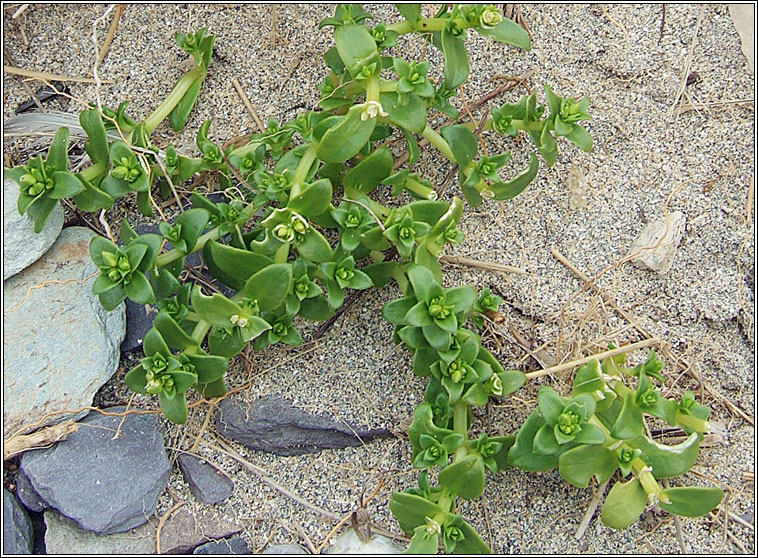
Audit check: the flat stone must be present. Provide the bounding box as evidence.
[44,506,244,555]
[627,211,686,274]
[325,528,404,554]
[3,178,64,280]
[262,543,309,554]
[159,508,244,554]
[178,454,234,505]
[20,407,170,535]
[15,470,47,513]
[44,510,155,554]
[216,395,393,456]
[4,488,33,554]
[194,537,250,554]
[3,226,126,438]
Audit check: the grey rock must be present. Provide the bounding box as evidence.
[3,178,64,280]
[4,488,33,554]
[194,537,250,554]
[262,543,309,554]
[216,396,393,456]
[159,508,244,554]
[178,453,234,505]
[15,470,47,513]
[44,510,155,554]
[20,407,170,535]
[44,506,244,555]
[121,299,157,353]
[325,529,404,554]
[2,226,126,438]
[627,211,686,274]
[729,4,755,73]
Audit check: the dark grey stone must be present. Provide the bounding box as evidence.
[177,453,234,505]
[15,470,47,513]
[4,488,33,554]
[216,396,393,456]
[120,299,157,353]
[20,406,170,535]
[193,537,250,554]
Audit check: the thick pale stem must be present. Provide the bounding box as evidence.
[365,74,381,103]
[79,161,107,182]
[289,144,318,199]
[143,67,204,133]
[453,401,468,461]
[421,125,456,163]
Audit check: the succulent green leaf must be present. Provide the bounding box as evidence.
[379,92,427,133]
[159,390,188,424]
[487,153,539,200]
[46,127,69,171]
[382,295,418,324]
[208,326,246,358]
[191,286,243,327]
[476,17,531,50]
[169,76,204,133]
[395,4,420,23]
[389,492,444,534]
[439,455,485,500]
[658,487,724,518]
[601,478,648,529]
[315,104,377,163]
[203,241,273,291]
[241,263,293,311]
[97,284,127,311]
[154,311,199,351]
[441,125,478,169]
[441,26,469,89]
[124,364,148,394]
[296,227,333,262]
[611,392,644,440]
[507,411,560,471]
[124,270,154,304]
[630,432,701,479]
[288,178,333,217]
[174,208,210,253]
[143,327,171,356]
[79,109,110,166]
[537,386,566,425]
[558,444,617,488]
[334,21,379,77]
[344,147,393,193]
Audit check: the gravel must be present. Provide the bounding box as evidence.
[3,4,754,554]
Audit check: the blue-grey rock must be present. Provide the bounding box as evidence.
[194,537,250,554]
[177,453,234,505]
[2,226,126,438]
[20,406,170,535]
[15,470,47,513]
[4,488,33,554]
[262,543,309,554]
[216,396,393,456]
[3,178,64,280]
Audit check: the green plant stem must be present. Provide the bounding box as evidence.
[405,177,438,200]
[79,161,107,182]
[421,125,456,163]
[452,401,468,461]
[290,143,318,198]
[143,66,204,133]
[386,20,413,35]
[365,74,381,103]
[154,202,257,267]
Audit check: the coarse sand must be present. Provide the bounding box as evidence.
[2,4,754,554]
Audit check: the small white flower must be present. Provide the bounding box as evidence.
[481,7,503,28]
[237,317,249,328]
[360,100,388,121]
[229,314,240,325]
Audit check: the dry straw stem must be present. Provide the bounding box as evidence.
[440,254,527,275]
[3,420,79,460]
[155,500,185,554]
[670,5,706,117]
[524,337,660,380]
[94,4,125,70]
[231,78,265,133]
[4,65,114,84]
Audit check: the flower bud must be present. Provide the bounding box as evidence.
[146,378,164,394]
[481,6,503,28]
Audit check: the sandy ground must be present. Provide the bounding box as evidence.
[2,4,755,554]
